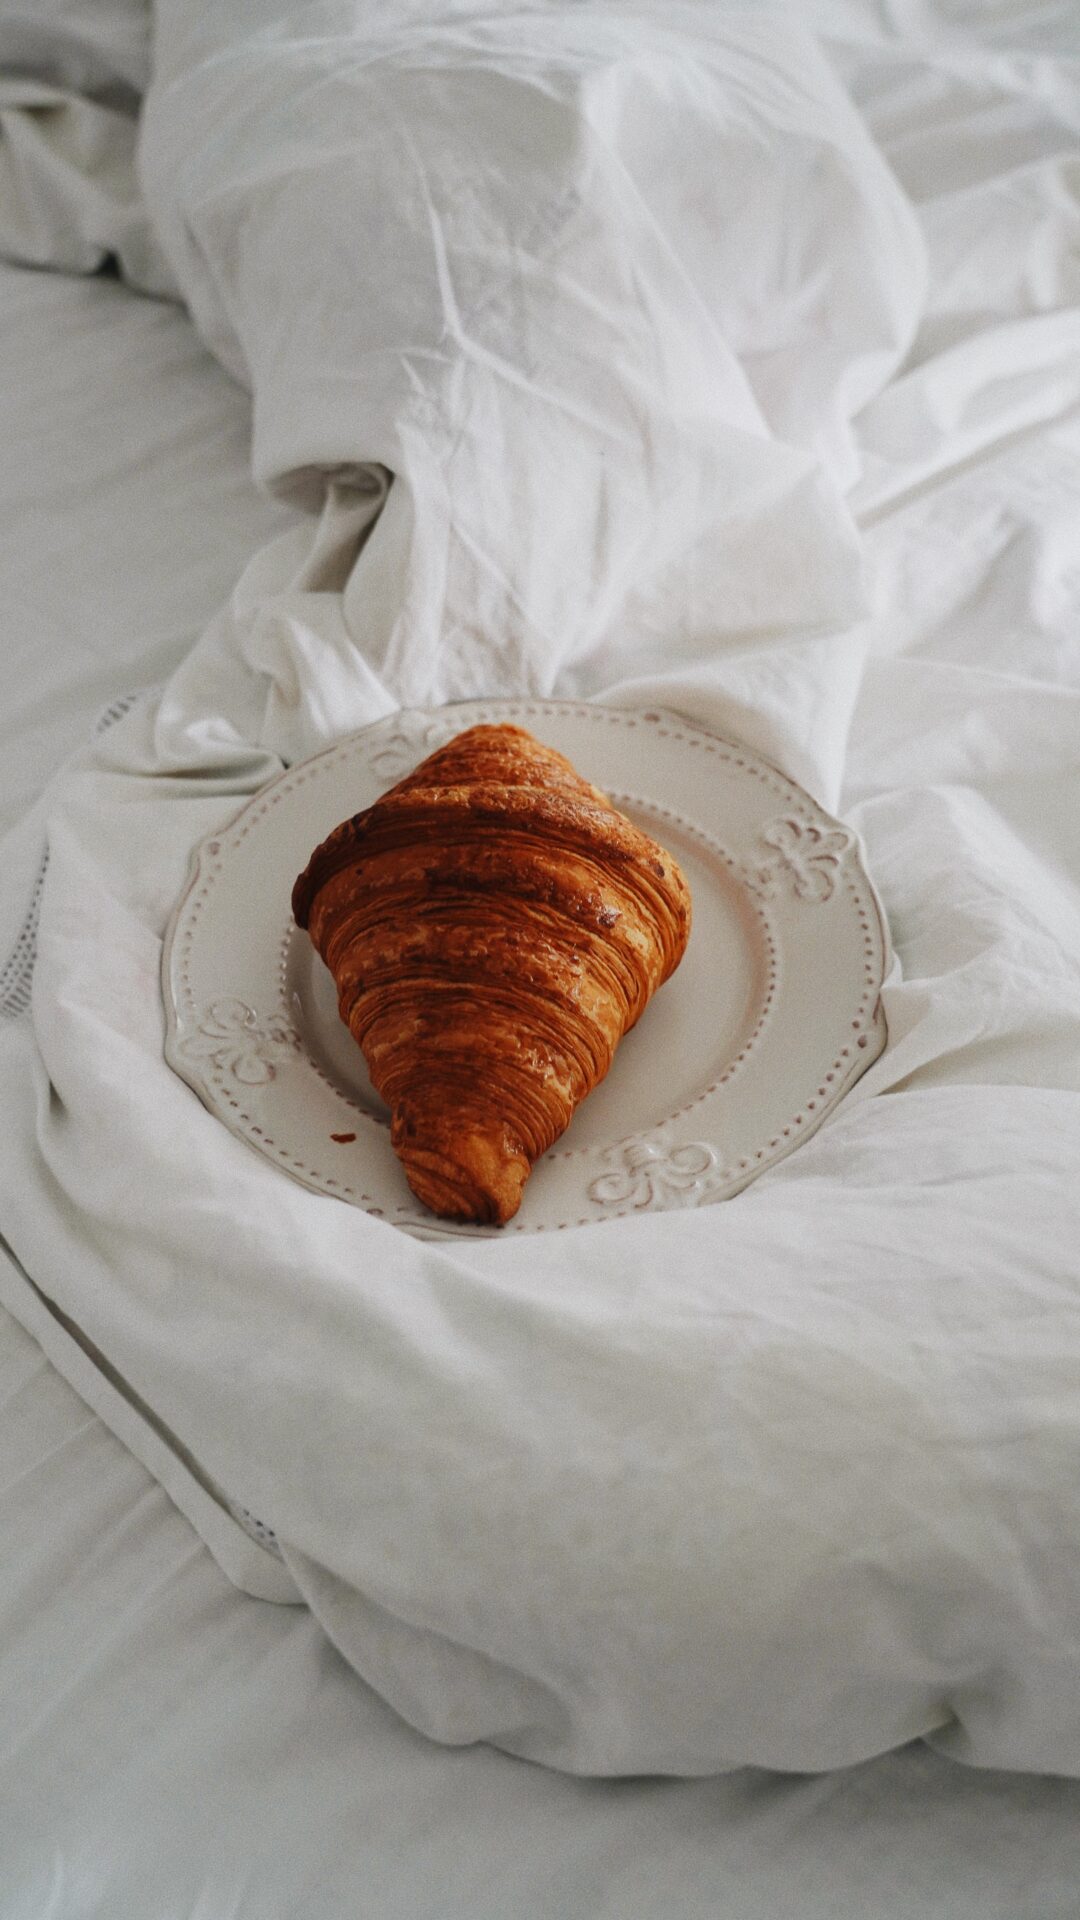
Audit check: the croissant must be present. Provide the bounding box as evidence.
[292,723,691,1226]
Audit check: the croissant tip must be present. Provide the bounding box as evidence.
[395,1126,529,1228]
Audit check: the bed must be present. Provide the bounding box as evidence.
[3,0,1080,1910]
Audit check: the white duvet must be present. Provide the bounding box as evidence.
[2,0,1080,1777]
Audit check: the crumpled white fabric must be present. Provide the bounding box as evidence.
[3,0,1080,1778]
[0,77,174,292]
[0,0,175,293]
[138,0,924,769]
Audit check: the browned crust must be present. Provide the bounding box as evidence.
[292,723,691,1224]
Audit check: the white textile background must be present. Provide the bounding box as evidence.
[5,242,1080,1919]
[1,0,1080,1782]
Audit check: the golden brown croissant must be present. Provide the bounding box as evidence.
[292,723,691,1226]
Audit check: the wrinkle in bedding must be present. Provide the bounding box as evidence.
[5,1309,1080,1920]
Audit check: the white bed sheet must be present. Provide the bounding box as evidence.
[6,1306,1080,1920]
[4,0,1076,1778]
[2,254,1078,1920]
[5,0,1080,1905]
[0,267,293,843]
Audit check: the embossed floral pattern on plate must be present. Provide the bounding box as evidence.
[588,1139,718,1210]
[180,997,300,1086]
[747,815,856,904]
[369,720,454,782]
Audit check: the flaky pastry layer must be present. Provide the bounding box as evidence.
[293,723,691,1225]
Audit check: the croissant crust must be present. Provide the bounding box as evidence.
[293,723,691,1225]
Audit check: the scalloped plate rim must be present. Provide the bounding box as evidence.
[161,700,891,1238]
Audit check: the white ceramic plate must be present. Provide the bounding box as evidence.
[162,702,889,1238]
